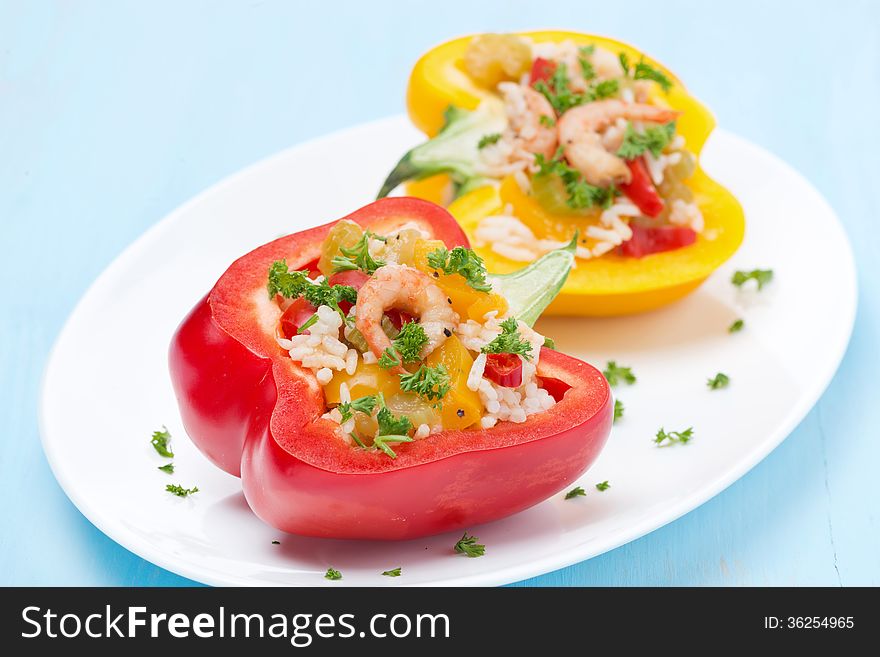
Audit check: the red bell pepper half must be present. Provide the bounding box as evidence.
[169,197,612,540]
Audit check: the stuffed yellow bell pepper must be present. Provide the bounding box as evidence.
[378,31,744,316]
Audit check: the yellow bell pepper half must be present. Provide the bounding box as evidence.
[403,31,745,316]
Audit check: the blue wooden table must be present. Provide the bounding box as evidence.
[2,0,877,586]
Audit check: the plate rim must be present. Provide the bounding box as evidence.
[38,118,858,587]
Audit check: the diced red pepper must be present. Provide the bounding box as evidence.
[619,158,664,218]
[619,224,697,258]
[536,376,571,402]
[279,298,318,339]
[384,308,415,331]
[483,353,523,388]
[529,57,557,87]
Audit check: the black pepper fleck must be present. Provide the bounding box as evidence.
[433,271,439,278]
[443,328,452,337]
[456,409,465,418]
[447,298,452,304]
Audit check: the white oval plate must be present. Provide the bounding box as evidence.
[40,117,856,587]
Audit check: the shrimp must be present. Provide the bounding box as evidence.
[498,81,557,159]
[557,99,680,187]
[355,264,457,373]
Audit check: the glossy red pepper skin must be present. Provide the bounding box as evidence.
[620,158,664,218]
[169,197,612,540]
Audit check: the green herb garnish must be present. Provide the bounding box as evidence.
[613,399,624,423]
[603,361,636,386]
[534,62,590,115]
[617,121,676,160]
[707,372,730,390]
[453,532,485,558]
[534,146,616,210]
[150,426,174,458]
[728,318,745,333]
[481,317,533,360]
[732,269,774,290]
[378,322,429,369]
[633,60,672,91]
[426,246,492,292]
[595,481,611,492]
[593,78,619,99]
[399,364,450,402]
[565,486,587,500]
[166,484,199,497]
[382,567,402,577]
[331,231,387,275]
[325,567,342,581]
[542,336,556,350]
[654,427,694,445]
[157,463,175,474]
[477,133,502,149]
[539,114,556,127]
[267,260,357,321]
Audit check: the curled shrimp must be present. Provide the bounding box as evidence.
[498,82,557,159]
[355,264,457,373]
[557,99,680,187]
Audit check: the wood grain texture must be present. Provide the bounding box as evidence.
[1,0,876,586]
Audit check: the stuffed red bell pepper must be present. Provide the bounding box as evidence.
[169,197,611,540]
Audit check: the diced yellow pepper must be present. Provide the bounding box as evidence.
[324,362,399,405]
[427,335,482,431]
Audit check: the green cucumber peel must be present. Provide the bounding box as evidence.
[377,99,506,199]
[489,233,578,327]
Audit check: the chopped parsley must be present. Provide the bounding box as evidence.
[619,52,672,91]
[481,317,533,360]
[324,567,342,581]
[297,313,318,334]
[534,146,616,210]
[539,113,556,127]
[399,364,450,402]
[578,47,596,81]
[543,336,556,350]
[267,260,357,321]
[654,427,694,445]
[534,62,590,115]
[382,567,402,577]
[157,463,175,474]
[477,133,502,149]
[453,532,485,558]
[603,361,636,386]
[338,395,379,423]
[728,318,745,333]
[732,268,774,290]
[331,230,387,275]
[707,372,730,390]
[166,484,199,497]
[613,399,624,423]
[593,78,619,99]
[616,121,676,160]
[379,322,429,369]
[426,246,492,292]
[633,60,672,92]
[595,481,611,492]
[371,403,414,459]
[565,486,587,499]
[150,426,174,458]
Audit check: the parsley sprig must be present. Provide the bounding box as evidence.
[166,484,199,497]
[157,463,175,474]
[426,246,492,292]
[382,568,402,577]
[454,532,485,558]
[379,322,429,369]
[267,260,357,321]
[534,146,617,210]
[324,568,342,581]
[596,481,611,491]
[399,364,450,402]
[619,52,672,91]
[337,395,378,424]
[707,372,730,390]
[331,230,387,275]
[613,399,625,423]
[481,317,533,360]
[150,426,174,458]
[565,486,586,500]
[732,269,774,290]
[654,427,694,445]
[617,121,676,160]
[728,318,745,333]
[603,361,636,386]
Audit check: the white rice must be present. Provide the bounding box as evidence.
[669,198,705,232]
[277,304,352,375]
[467,352,488,391]
[414,424,431,439]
